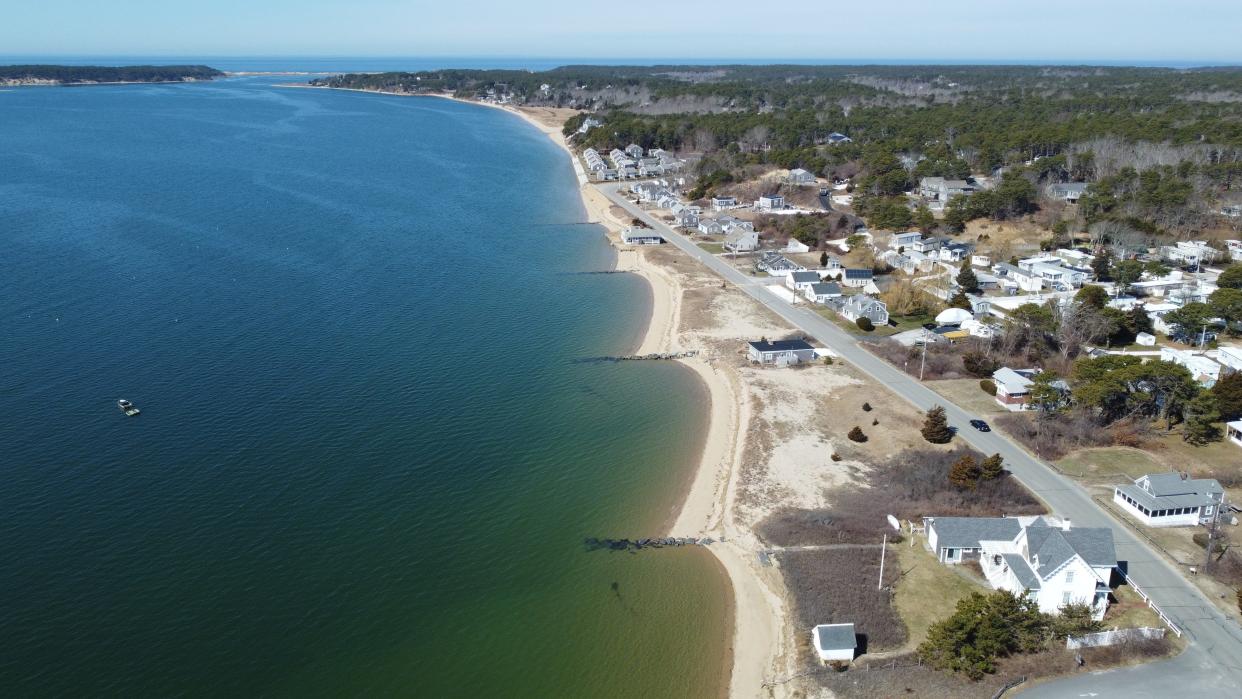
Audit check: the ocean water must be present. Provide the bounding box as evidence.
[0,77,727,696]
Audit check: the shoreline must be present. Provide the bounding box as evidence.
[292,83,765,697]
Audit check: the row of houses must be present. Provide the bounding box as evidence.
[583,145,684,181]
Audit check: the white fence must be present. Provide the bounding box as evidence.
[1067,626,1165,649]
[1122,572,1183,637]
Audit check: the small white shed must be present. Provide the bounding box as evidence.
[812,623,857,663]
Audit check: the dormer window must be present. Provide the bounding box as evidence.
[1065,570,1075,584]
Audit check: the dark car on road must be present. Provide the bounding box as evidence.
[969,419,991,432]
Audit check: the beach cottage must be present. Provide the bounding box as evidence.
[747,339,816,366]
[1113,473,1224,527]
[811,624,856,663]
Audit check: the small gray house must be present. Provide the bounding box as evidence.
[747,338,816,366]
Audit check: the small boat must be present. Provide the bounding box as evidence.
[117,399,140,417]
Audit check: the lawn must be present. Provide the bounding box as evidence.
[697,242,725,254]
[927,378,1008,417]
[892,541,988,651]
[890,312,936,332]
[1056,447,1165,481]
[814,307,899,337]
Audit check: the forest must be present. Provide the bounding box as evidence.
[316,64,1242,235]
[0,65,223,84]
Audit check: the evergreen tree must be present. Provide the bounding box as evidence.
[1075,284,1109,309]
[947,290,973,310]
[1211,371,1242,421]
[949,454,981,488]
[956,261,979,293]
[1184,391,1222,444]
[1217,265,1242,290]
[980,453,1005,480]
[1091,249,1113,281]
[847,426,868,442]
[820,250,829,268]
[921,406,954,443]
[1111,259,1145,293]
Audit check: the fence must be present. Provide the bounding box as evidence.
[1066,626,1166,649]
[990,675,1026,699]
[1122,572,1183,637]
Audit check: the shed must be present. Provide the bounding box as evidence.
[812,623,857,663]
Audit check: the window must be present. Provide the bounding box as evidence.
[1065,570,1075,584]
[1063,592,1072,605]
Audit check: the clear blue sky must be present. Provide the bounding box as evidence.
[6,0,1242,64]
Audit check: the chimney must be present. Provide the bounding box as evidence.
[1061,518,1072,531]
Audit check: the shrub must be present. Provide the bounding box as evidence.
[963,351,999,378]
[848,426,868,442]
[822,356,835,366]
[1193,531,1226,554]
[831,452,843,462]
[979,379,997,395]
[949,455,981,489]
[921,406,954,444]
[979,453,1004,480]
[918,591,1051,680]
[856,317,875,332]
[862,402,873,412]
[872,418,879,426]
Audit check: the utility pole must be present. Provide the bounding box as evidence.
[878,533,888,590]
[1204,495,1225,574]
[919,329,928,381]
[1200,322,1209,349]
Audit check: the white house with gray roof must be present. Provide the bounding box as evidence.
[724,228,759,253]
[1113,473,1224,527]
[925,515,1116,619]
[811,623,856,663]
[1045,182,1089,203]
[785,270,822,293]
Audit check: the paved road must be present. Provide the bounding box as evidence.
[598,183,1242,695]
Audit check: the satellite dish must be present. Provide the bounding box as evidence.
[886,514,901,531]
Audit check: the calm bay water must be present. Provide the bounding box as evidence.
[0,77,727,696]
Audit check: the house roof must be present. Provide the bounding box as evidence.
[1143,473,1223,498]
[810,282,841,295]
[813,624,856,651]
[1116,473,1223,510]
[928,517,1023,549]
[790,271,820,283]
[724,229,756,244]
[1002,553,1042,590]
[748,339,814,354]
[993,367,1034,392]
[845,268,873,279]
[1024,522,1116,576]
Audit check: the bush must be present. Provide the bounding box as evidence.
[848,426,868,442]
[831,452,842,462]
[918,591,1051,680]
[949,455,981,489]
[979,379,997,395]
[862,402,873,412]
[872,418,879,426]
[1193,531,1226,554]
[963,351,1000,377]
[856,317,875,332]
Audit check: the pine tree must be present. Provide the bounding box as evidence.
[1091,249,1113,281]
[1212,371,1242,421]
[1184,391,1222,445]
[980,453,1004,480]
[921,406,954,444]
[949,455,981,489]
[947,290,973,310]
[956,262,979,293]
[820,251,829,268]
[848,426,868,442]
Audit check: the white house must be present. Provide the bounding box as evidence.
[1159,347,1222,387]
[756,252,805,276]
[1113,473,1224,527]
[747,338,816,365]
[971,254,991,268]
[811,624,856,663]
[1229,420,1242,448]
[724,229,760,253]
[1227,240,1242,261]
[1045,182,1090,203]
[939,243,971,262]
[993,367,1036,410]
[711,195,737,211]
[912,236,941,254]
[993,263,1045,293]
[756,194,785,210]
[837,294,889,325]
[1216,345,1242,372]
[676,210,699,229]
[1135,332,1157,346]
[620,227,663,245]
[1161,241,1218,268]
[624,143,644,159]
[924,515,1116,620]
[805,282,842,304]
[891,231,922,251]
[788,168,817,185]
[786,270,822,293]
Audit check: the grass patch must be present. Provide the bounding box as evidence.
[893,543,987,650]
[1104,585,1166,630]
[890,312,936,332]
[696,242,725,254]
[1056,447,1164,480]
[927,378,1008,417]
[814,307,899,337]
[780,547,906,652]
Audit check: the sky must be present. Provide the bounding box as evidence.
[5,0,1242,64]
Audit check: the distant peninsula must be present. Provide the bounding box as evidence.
[0,64,223,86]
